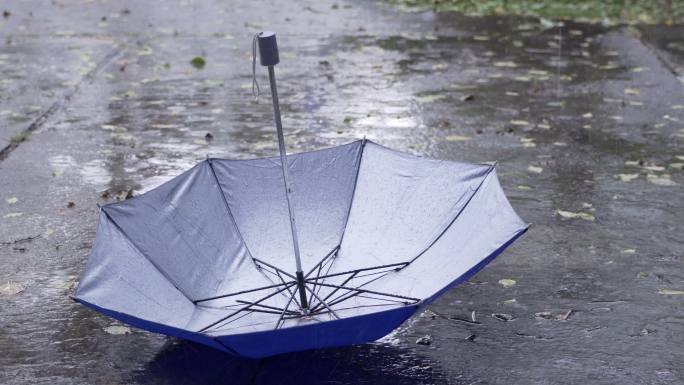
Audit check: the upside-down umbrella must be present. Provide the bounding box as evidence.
[73,31,529,358]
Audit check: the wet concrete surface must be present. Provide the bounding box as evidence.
[1,1,683,384]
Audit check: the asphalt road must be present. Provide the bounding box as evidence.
[1,1,682,384]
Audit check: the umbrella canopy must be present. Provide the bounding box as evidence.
[74,139,528,358]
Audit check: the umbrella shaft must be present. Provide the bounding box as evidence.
[268,65,309,310]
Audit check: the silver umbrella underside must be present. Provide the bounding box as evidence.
[75,140,528,349]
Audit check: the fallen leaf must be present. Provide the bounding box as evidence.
[637,271,648,278]
[520,137,536,148]
[417,94,447,103]
[615,173,639,182]
[529,69,549,76]
[446,135,471,142]
[510,120,529,126]
[0,282,24,296]
[621,249,636,254]
[204,79,224,87]
[527,165,543,174]
[499,278,516,288]
[190,56,206,69]
[503,298,517,305]
[647,174,677,186]
[6,197,18,204]
[137,45,154,56]
[642,165,665,171]
[658,288,684,295]
[140,77,159,84]
[3,213,22,218]
[103,325,132,335]
[494,61,518,68]
[582,112,593,118]
[415,335,432,345]
[535,311,553,320]
[492,313,515,322]
[151,124,175,129]
[516,185,532,190]
[52,280,76,290]
[556,209,595,221]
[557,309,573,321]
[624,88,640,96]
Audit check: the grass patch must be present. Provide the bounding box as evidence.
[10,131,31,145]
[390,0,684,25]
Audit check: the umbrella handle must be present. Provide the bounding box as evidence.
[256,31,309,312]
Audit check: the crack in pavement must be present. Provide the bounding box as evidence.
[0,46,122,161]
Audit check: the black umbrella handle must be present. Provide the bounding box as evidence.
[256,31,309,312]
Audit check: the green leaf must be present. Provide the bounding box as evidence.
[190,56,206,69]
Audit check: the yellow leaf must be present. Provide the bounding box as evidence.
[417,94,447,103]
[615,173,639,182]
[647,174,677,186]
[556,209,595,221]
[527,165,543,174]
[445,135,471,142]
[659,289,684,295]
[0,282,25,296]
[494,61,518,68]
[498,279,516,288]
[103,325,132,335]
[510,120,529,126]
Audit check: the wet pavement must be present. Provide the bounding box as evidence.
[1,1,683,384]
